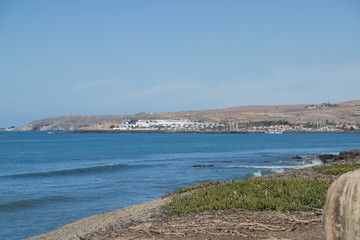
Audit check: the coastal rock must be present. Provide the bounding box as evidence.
[334,149,360,161]
[304,160,312,164]
[323,169,360,239]
[291,155,302,159]
[318,154,336,163]
[192,165,215,167]
[307,155,318,160]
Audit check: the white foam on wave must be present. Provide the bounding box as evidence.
[249,168,286,178]
[241,158,324,179]
[228,165,297,169]
[293,159,322,169]
[273,168,286,173]
[253,170,262,177]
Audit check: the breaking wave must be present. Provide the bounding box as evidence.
[241,159,322,179]
[227,165,297,169]
[244,169,286,178]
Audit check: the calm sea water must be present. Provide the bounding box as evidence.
[0,132,359,239]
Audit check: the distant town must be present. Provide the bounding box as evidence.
[110,119,360,134]
[1,100,360,132]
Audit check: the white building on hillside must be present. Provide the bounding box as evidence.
[113,119,211,131]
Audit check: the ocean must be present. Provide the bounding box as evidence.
[0,132,359,239]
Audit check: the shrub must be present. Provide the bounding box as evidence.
[173,181,220,194]
[313,163,360,175]
[166,178,331,214]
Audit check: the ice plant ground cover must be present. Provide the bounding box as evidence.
[166,178,332,214]
[313,163,360,175]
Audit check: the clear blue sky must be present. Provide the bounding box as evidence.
[1,0,359,127]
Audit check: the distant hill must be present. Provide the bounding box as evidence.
[13,100,360,131]
[16,115,116,131]
[82,100,360,130]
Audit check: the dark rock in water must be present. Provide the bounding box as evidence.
[318,154,336,163]
[223,161,232,163]
[291,155,302,159]
[304,160,313,164]
[192,165,214,167]
[307,155,318,160]
[334,149,360,161]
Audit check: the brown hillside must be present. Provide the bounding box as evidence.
[82,100,360,130]
[12,100,360,131]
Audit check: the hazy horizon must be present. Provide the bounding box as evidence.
[1,1,360,127]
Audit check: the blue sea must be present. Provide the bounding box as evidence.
[1,132,359,239]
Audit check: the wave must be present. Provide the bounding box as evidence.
[244,169,285,178]
[1,163,137,179]
[227,158,322,170]
[227,165,297,169]
[242,159,322,179]
[0,196,73,210]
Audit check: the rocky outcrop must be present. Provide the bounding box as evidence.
[317,149,360,163]
[334,149,360,161]
[318,154,336,162]
[323,169,360,239]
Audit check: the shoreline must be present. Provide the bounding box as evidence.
[72,129,360,134]
[27,149,360,240]
[2,129,360,134]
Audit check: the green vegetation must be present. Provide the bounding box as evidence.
[248,120,289,127]
[313,163,360,175]
[173,181,220,194]
[109,125,115,129]
[303,122,318,129]
[163,181,220,198]
[166,178,331,214]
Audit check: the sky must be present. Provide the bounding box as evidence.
[1,0,360,127]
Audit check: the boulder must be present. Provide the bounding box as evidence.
[334,149,360,161]
[318,154,336,163]
[291,155,302,159]
[323,169,360,239]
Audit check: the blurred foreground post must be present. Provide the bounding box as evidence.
[323,169,360,239]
